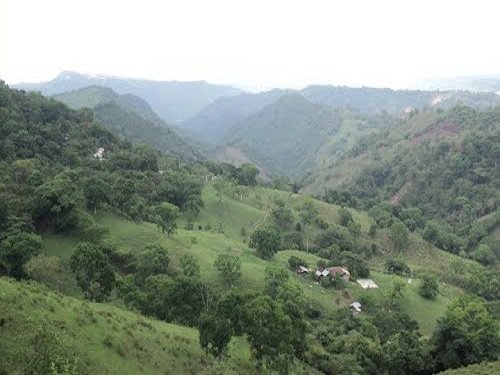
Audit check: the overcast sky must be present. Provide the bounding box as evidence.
[1,0,499,91]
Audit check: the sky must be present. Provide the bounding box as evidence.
[1,0,500,91]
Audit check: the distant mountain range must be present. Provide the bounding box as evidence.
[17,71,500,178]
[53,86,201,161]
[14,71,242,122]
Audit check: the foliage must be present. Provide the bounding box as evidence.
[214,254,241,287]
[419,274,439,300]
[470,244,495,266]
[154,202,179,236]
[249,226,281,259]
[198,313,232,358]
[69,243,115,301]
[135,244,170,282]
[288,255,307,270]
[432,296,500,371]
[390,221,409,252]
[180,254,201,278]
[264,265,289,298]
[385,258,411,277]
[0,229,42,279]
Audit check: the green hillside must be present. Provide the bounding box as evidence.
[54,85,201,161]
[0,276,253,375]
[305,106,500,265]
[1,82,498,374]
[223,94,394,178]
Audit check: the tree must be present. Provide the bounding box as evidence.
[387,277,406,310]
[135,244,169,281]
[180,253,200,278]
[384,331,432,375]
[69,243,115,301]
[243,295,296,367]
[288,255,307,270]
[419,274,438,300]
[298,200,318,252]
[0,229,42,279]
[338,208,353,227]
[82,175,109,213]
[271,205,294,228]
[214,254,241,287]
[237,163,259,186]
[213,177,226,204]
[264,265,289,298]
[34,173,84,232]
[390,221,409,252]
[432,296,500,371]
[154,202,179,236]
[249,226,281,260]
[471,244,495,265]
[198,313,232,357]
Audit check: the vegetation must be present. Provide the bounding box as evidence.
[1,81,498,375]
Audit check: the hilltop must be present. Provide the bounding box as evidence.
[14,71,242,122]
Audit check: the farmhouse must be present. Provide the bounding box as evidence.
[315,267,350,282]
[297,266,309,275]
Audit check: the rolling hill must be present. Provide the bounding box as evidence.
[54,86,202,160]
[14,71,242,122]
[180,89,291,141]
[220,94,395,178]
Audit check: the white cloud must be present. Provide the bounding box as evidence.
[1,0,499,90]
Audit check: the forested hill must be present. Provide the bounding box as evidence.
[307,106,500,263]
[0,81,205,246]
[14,71,242,122]
[221,94,395,179]
[181,89,292,141]
[54,86,202,161]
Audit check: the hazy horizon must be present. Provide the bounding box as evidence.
[2,0,500,91]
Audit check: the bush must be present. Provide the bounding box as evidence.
[385,259,411,277]
[470,244,495,265]
[419,274,439,299]
[288,256,307,270]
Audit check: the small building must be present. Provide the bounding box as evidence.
[315,267,350,282]
[297,266,309,275]
[357,279,379,289]
[93,147,105,161]
[350,302,362,314]
[328,267,350,282]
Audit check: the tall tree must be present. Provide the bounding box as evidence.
[214,254,241,287]
[154,202,179,236]
[298,200,318,252]
[198,313,232,358]
[250,226,281,260]
[0,230,42,279]
[69,242,115,301]
[390,221,409,252]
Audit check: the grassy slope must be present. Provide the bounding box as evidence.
[41,184,469,336]
[437,360,500,374]
[0,277,253,375]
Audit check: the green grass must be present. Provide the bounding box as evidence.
[36,184,477,353]
[0,277,253,375]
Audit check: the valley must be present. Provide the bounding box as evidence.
[0,74,498,375]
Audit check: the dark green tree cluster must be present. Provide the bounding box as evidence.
[0,83,205,280]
